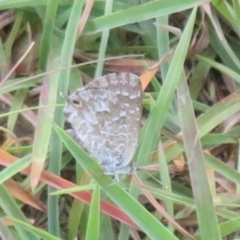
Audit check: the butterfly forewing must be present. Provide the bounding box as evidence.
[64,73,142,176]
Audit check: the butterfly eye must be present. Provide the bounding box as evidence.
[72,99,80,105]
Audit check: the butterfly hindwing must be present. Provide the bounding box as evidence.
[64,73,142,176]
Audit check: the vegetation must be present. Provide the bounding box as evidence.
[0,1,240,240]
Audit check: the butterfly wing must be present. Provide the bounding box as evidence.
[64,73,142,175]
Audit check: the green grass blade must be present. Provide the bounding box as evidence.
[54,124,178,240]
[177,75,221,239]
[0,185,39,240]
[85,184,100,240]
[9,218,62,240]
[136,6,197,180]
[47,1,85,237]
[84,0,205,35]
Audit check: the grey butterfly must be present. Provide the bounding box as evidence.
[63,72,142,179]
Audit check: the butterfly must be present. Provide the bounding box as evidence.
[64,73,142,180]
